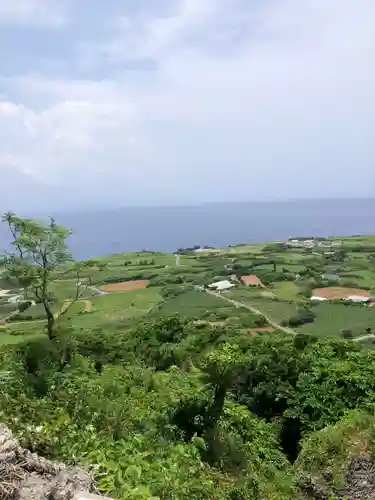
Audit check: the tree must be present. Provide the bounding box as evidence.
[2,212,91,340]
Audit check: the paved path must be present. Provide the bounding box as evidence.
[354,334,375,343]
[206,290,296,336]
[59,299,93,316]
[88,285,106,295]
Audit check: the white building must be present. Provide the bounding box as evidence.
[345,295,370,303]
[208,280,235,292]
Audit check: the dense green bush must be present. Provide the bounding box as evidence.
[2,311,375,499]
[281,308,316,327]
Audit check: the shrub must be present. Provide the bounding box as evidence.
[253,315,268,328]
[341,329,354,339]
[282,308,316,327]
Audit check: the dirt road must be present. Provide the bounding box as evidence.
[354,334,375,343]
[206,290,296,336]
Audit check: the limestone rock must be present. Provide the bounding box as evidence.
[0,423,112,500]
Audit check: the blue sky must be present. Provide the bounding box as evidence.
[0,0,374,210]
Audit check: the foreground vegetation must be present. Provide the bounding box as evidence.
[1,215,375,498]
[3,318,375,499]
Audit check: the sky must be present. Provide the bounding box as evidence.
[0,0,374,211]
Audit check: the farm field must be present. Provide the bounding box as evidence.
[297,303,375,338]
[271,281,302,301]
[156,290,235,319]
[241,298,299,323]
[62,288,163,329]
[341,270,375,290]
[227,289,299,323]
[50,280,96,300]
[1,233,375,345]
[101,280,149,292]
[313,287,371,300]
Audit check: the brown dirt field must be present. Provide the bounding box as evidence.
[313,287,371,300]
[241,275,265,287]
[101,280,149,293]
[248,327,275,334]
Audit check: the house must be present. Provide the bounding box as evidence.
[285,238,316,249]
[208,280,235,292]
[318,240,342,248]
[345,295,372,303]
[321,273,340,282]
[303,240,315,247]
[7,294,23,304]
[285,239,304,248]
[240,275,265,288]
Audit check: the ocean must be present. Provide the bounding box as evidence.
[0,199,374,260]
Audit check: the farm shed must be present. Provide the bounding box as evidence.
[208,280,235,292]
[321,274,340,282]
[345,295,372,303]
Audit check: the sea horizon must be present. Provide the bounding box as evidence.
[1,198,374,260]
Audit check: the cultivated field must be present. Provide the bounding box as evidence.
[298,303,375,338]
[313,287,371,300]
[2,234,375,344]
[101,280,149,292]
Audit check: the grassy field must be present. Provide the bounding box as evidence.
[244,298,299,323]
[340,270,375,290]
[157,290,234,319]
[227,289,299,322]
[62,288,163,329]
[50,280,96,300]
[271,281,302,301]
[297,303,375,338]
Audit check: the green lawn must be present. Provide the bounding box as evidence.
[297,303,375,338]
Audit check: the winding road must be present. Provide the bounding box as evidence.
[206,290,296,336]
[207,290,375,343]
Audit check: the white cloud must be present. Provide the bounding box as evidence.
[0,0,374,205]
[0,0,66,27]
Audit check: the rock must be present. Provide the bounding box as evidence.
[337,456,375,500]
[0,424,18,454]
[322,469,333,483]
[0,424,112,500]
[74,493,113,500]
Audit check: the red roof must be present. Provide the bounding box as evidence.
[241,275,264,287]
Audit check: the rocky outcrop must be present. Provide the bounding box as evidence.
[298,456,375,499]
[0,424,112,500]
